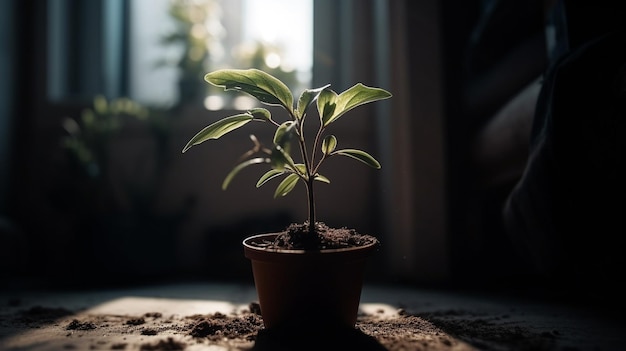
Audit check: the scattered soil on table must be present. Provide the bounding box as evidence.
[0,301,564,351]
[66,319,97,330]
[187,311,262,341]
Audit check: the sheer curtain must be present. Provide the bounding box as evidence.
[314,0,449,282]
[0,0,15,214]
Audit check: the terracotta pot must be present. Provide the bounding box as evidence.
[243,233,379,330]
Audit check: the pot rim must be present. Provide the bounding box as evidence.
[242,233,379,262]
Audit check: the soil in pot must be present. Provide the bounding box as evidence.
[258,222,380,250]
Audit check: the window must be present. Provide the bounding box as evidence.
[46,0,313,109]
[47,0,127,101]
[128,0,313,109]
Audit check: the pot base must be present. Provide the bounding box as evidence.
[243,233,378,329]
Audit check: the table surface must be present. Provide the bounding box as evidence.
[0,282,624,350]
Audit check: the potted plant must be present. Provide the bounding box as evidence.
[182,68,391,330]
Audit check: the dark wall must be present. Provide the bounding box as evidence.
[438,0,626,301]
[441,0,548,287]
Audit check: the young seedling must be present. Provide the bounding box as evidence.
[182,68,392,237]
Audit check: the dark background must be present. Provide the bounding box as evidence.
[1,0,623,306]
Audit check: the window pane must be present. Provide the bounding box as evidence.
[128,0,313,109]
[48,0,109,101]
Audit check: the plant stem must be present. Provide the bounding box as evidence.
[306,176,316,235]
[296,127,316,236]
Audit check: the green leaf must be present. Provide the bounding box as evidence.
[270,144,296,170]
[316,88,337,125]
[318,83,392,126]
[314,174,330,184]
[333,149,381,169]
[273,121,296,148]
[222,157,269,190]
[182,113,253,153]
[292,163,307,177]
[274,173,300,198]
[248,107,273,123]
[296,84,330,119]
[256,169,284,188]
[321,135,337,155]
[205,69,294,113]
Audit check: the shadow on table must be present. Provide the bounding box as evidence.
[251,324,387,351]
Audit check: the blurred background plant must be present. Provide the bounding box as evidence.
[155,0,225,109]
[55,95,188,283]
[61,95,148,182]
[155,0,302,110]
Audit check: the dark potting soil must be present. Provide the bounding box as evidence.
[266,222,380,250]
